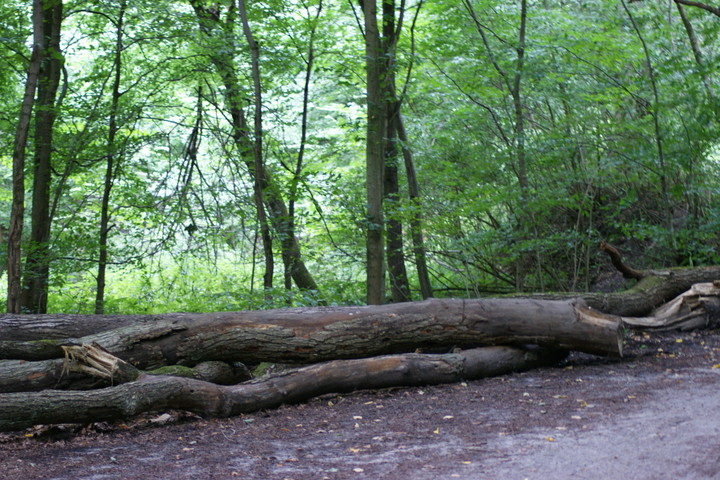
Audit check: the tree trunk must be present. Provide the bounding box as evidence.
[0,345,566,432]
[95,0,126,314]
[382,0,411,303]
[21,0,64,314]
[526,266,720,316]
[363,0,386,305]
[0,297,623,369]
[3,265,715,343]
[385,123,411,302]
[7,0,44,313]
[621,281,720,331]
[396,111,433,300]
[237,0,274,291]
[0,348,251,393]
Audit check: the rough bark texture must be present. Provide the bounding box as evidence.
[0,345,565,432]
[0,298,623,370]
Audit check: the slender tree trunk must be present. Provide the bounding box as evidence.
[512,0,534,292]
[512,0,528,196]
[237,0,274,291]
[7,0,44,313]
[363,0,386,305]
[385,107,410,302]
[95,0,127,314]
[286,1,323,294]
[621,0,673,252]
[675,1,714,98]
[382,0,411,303]
[21,0,64,314]
[395,112,432,299]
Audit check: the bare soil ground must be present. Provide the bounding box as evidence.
[2,328,720,480]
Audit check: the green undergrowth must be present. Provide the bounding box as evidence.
[43,255,366,314]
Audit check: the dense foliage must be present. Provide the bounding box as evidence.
[0,0,718,313]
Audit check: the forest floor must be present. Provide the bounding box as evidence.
[2,328,720,480]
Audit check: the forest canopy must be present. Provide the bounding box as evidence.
[0,0,718,314]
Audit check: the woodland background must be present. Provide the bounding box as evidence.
[1,0,718,315]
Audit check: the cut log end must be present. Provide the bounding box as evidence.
[573,303,624,358]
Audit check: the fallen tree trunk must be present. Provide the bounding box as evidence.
[527,266,720,316]
[2,265,715,345]
[0,344,566,432]
[0,298,623,370]
[622,281,720,331]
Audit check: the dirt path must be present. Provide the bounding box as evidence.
[2,329,720,480]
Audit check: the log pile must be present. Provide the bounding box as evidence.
[0,263,719,432]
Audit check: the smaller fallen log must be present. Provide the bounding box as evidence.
[0,346,252,393]
[622,281,720,331]
[0,344,566,432]
[526,266,720,316]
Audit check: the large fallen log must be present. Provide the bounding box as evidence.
[2,264,715,349]
[0,298,623,371]
[0,344,566,432]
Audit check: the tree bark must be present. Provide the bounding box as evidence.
[21,0,64,314]
[0,355,251,394]
[621,281,720,331]
[0,297,623,370]
[363,0,386,305]
[382,0,411,303]
[7,0,44,313]
[0,345,565,432]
